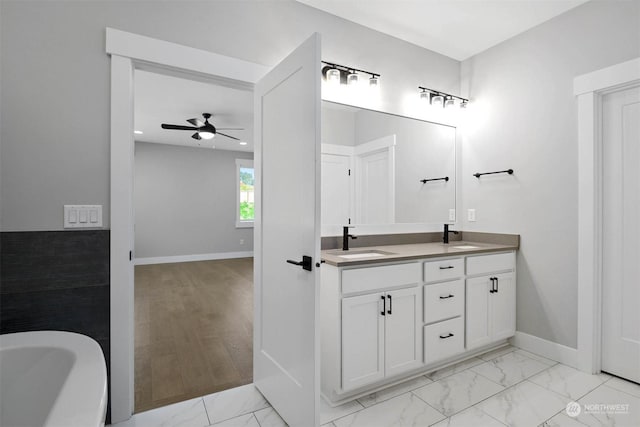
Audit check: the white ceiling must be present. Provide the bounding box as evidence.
[134,70,253,152]
[296,0,589,60]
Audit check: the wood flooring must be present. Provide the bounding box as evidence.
[134,258,253,413]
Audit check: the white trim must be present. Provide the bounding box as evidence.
[574,58,640,96]
[575,57,640,375]
[107,28,268,423]
[510,332,579,368]
[106,28,268,86]
[134,251,254,266]
[321,143,355,156]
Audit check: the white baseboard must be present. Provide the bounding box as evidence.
[134,251,254,265]
[510,331,579,368]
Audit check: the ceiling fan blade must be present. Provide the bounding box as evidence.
[186,118,204,127]
[217,128,245,131]
[162,124,197,131]
[216,132,240,141]
[192,132,202,140]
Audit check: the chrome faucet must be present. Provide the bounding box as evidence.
[443,224,459,244]
[343,226,357,251]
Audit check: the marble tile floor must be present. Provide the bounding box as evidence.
[111,346,640,427]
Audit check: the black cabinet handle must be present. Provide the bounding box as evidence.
[489,277,496,293]
[495,277,499,293]
[439,333,454,339]
[439,294,455,299]
[381,295,386,316]
[387,294,392,315]
[286,255,313,271]
[439,266,455,270]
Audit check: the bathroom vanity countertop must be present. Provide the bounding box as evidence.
[321,240,518,267]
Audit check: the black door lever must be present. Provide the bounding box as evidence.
[286,255,313,271]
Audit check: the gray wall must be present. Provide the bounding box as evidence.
[0,0,459,231]
[134,142,253,258]
[460,0,640,348]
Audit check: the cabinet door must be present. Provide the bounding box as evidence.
[384,287,423,377]
[491,272,516,341]
[342,293,385,391]
[466,276,492,350]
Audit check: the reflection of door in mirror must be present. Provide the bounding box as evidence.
[321,151,351,224]
[355,135,395,224]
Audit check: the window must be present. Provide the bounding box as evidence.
[236,159,254,227]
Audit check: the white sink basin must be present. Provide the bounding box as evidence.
[331,250,395,259]
[452,245,480,249]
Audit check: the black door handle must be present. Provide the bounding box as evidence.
[286,255,313,271]
[380,295,386,316]
[439,333,454,339]
[387,294,392,314]
[440,294,455,299]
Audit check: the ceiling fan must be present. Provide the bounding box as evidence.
[161,113,242,141]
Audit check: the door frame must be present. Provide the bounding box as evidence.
[575,57,640,374]
[106,28,268,423]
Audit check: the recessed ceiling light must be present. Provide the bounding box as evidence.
[239,141,248,146]
[134,130,143,135]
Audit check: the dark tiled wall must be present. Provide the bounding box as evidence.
[0,230,110,420]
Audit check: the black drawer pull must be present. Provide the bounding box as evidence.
[439,333,455,339]
[380,295,386,316]
[387,294,392,315]
[439,266,455,270]
[439,294,455,299]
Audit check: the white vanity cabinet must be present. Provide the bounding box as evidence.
[465,253,516,350]
[342,286,422,391]
[321,249,516,404]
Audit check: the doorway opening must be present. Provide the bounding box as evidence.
[132,69,255,412]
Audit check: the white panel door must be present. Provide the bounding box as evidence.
[384,287,423,377]
[490,272,516,341]
[466,276,491,350]
[321,153,351,224]
[602,85,640,383]
[341,293,385,391]
[253,33,321,427]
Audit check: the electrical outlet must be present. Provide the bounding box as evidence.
[467,209,476,222]
[449,209,456,221]
[239,239,244,245]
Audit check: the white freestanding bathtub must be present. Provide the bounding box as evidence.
[0,331,108,427]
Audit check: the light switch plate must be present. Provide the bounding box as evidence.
[467,209,476,222]
[64,205,103,228]
[449,209,456,221]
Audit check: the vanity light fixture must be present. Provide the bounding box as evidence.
[444,96,455,108]
[322,61,380,88]
[431,95,444,107]
[326,67,341,84]
[418,86,469,109]
[239,141,248,146]
[347,71,359,86]
[134,130,143,135]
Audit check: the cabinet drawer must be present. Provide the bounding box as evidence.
[342,263,421,295]
[466,252,514,276]
[423,258,464,283]
[424,280,464,324]
[424,317,464,365]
